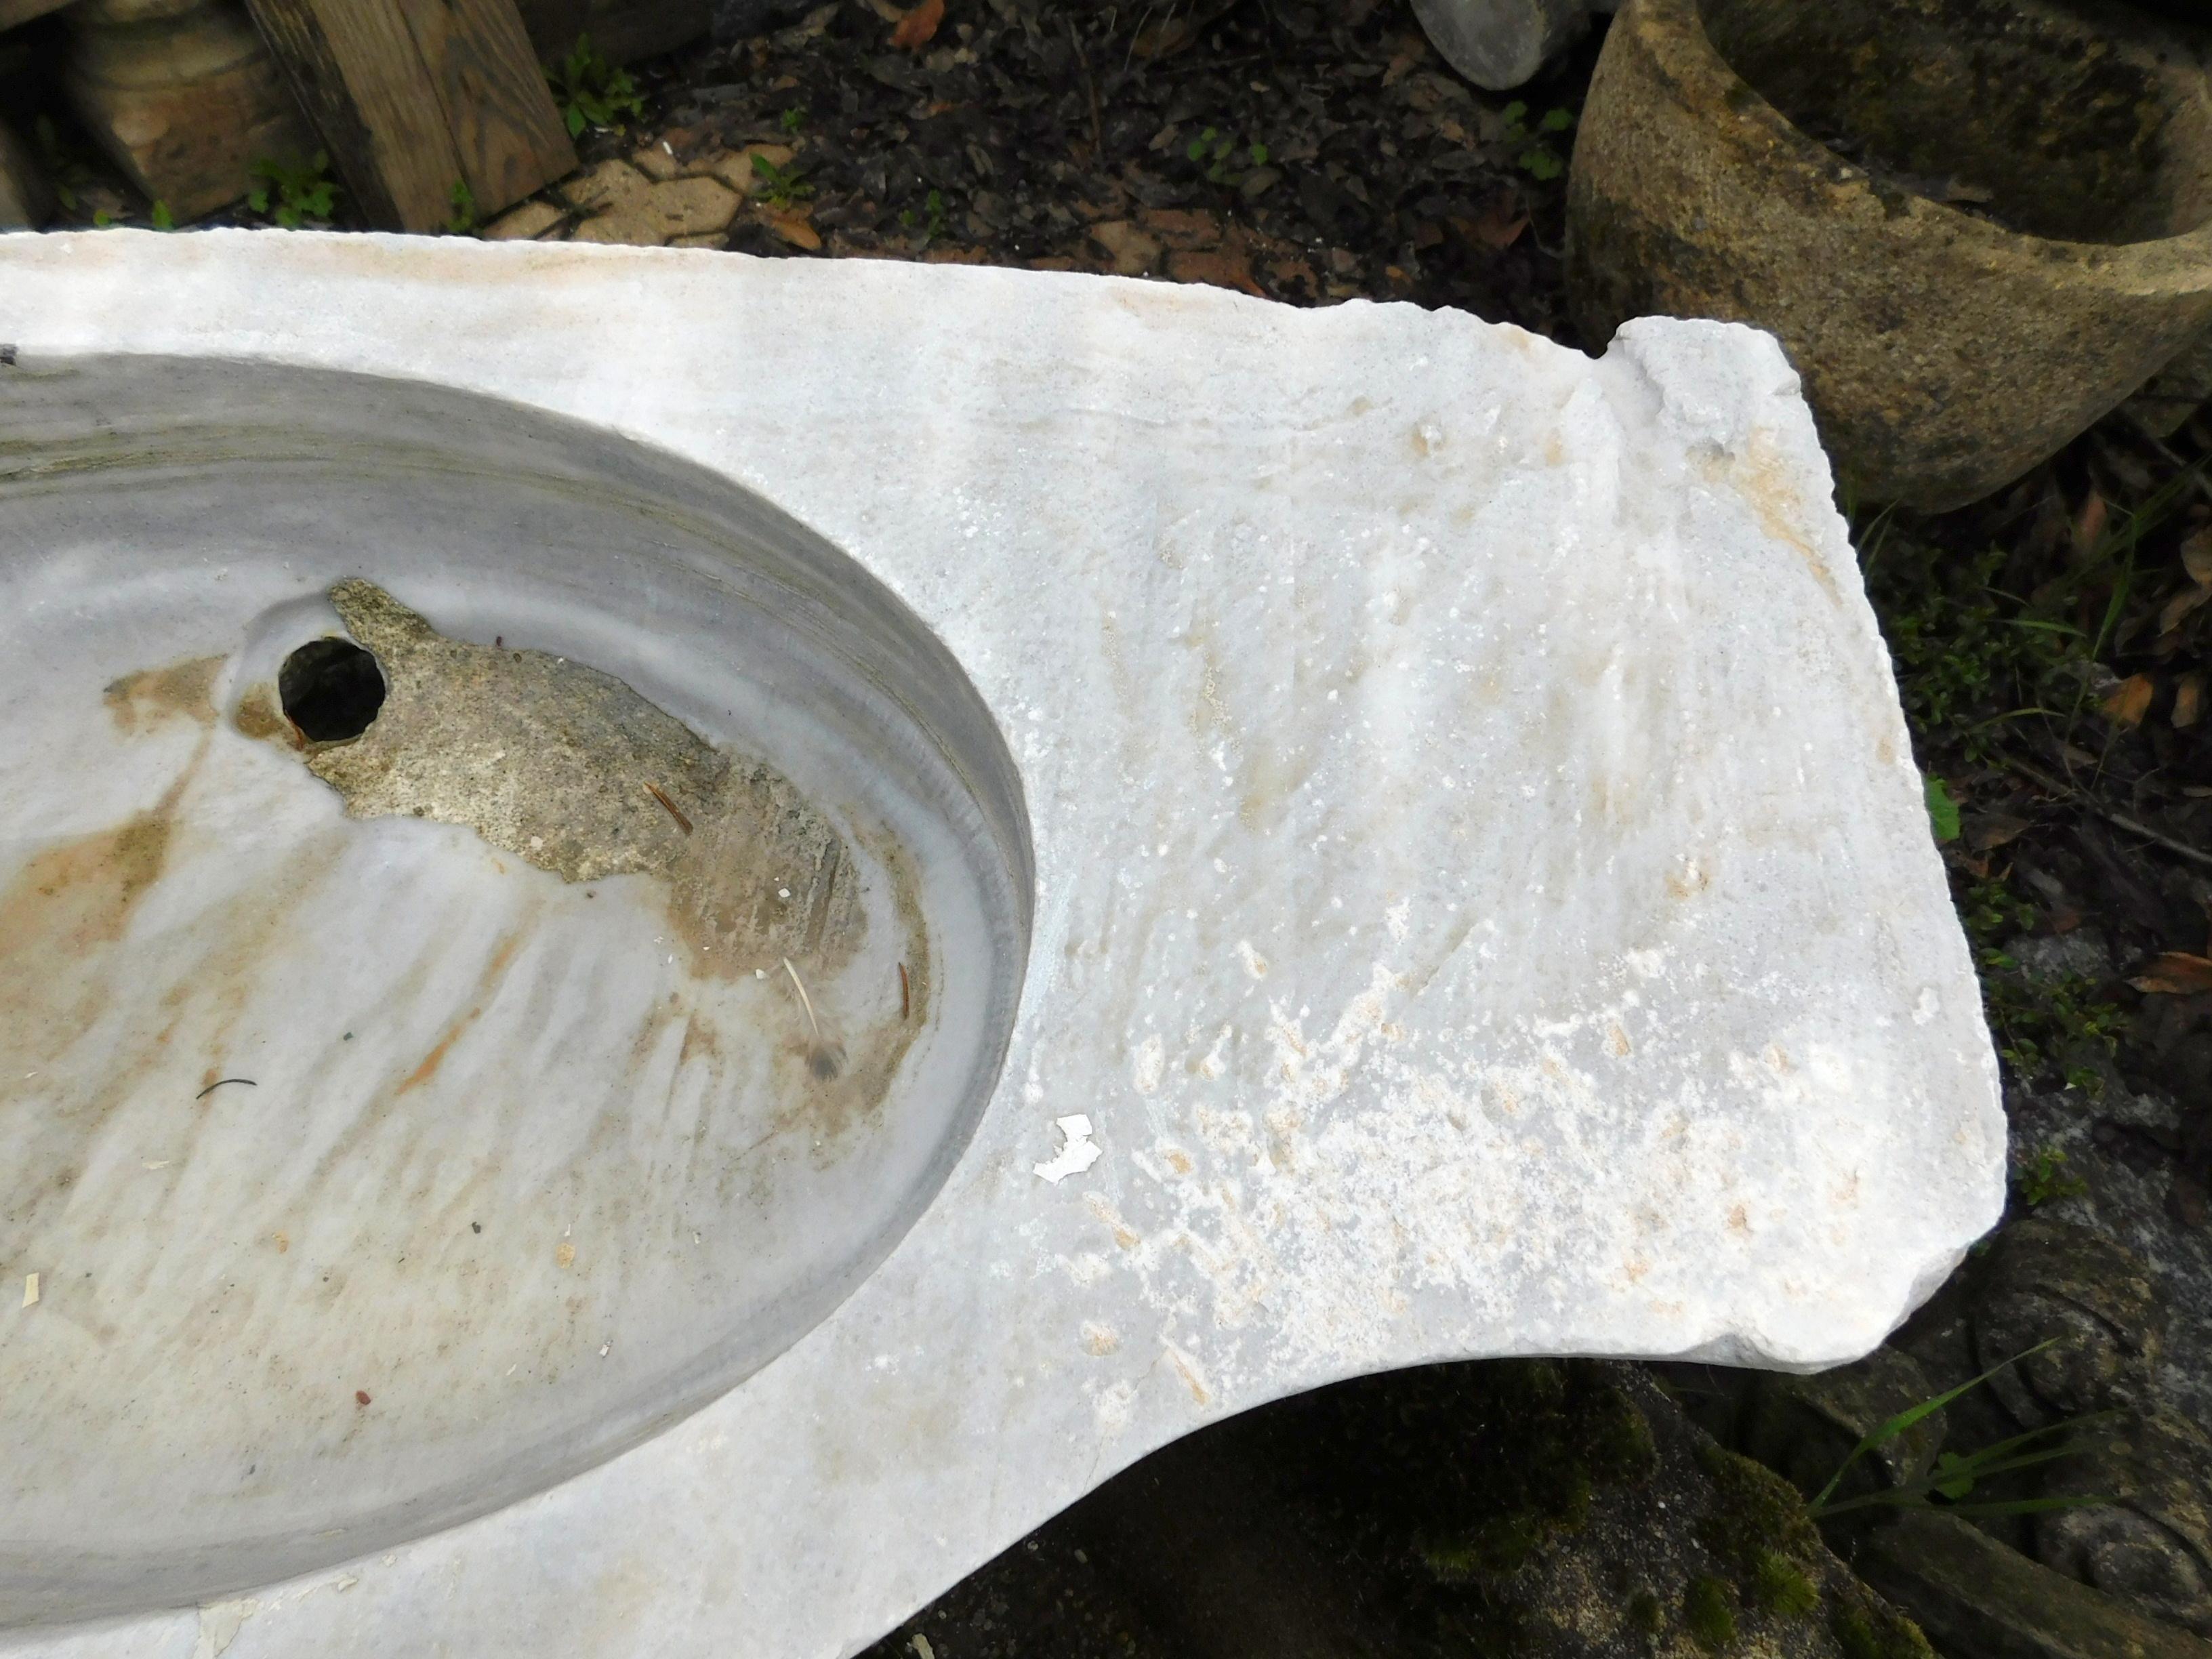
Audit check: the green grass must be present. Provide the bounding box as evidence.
[1851,491,2160,1094]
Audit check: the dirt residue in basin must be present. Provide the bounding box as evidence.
[104,656,221,733]
[226,579,931,1158]
[0,741,198,1076]
[285,579,872,982]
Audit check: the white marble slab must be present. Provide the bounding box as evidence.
[0,229,2002,1658]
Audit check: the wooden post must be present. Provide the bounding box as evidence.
[243,0,575,231]
[0,115,53,229]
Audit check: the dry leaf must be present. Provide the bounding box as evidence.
[765,212,822,249]
[1965,811,2032,853]
[890,0,943,49]
[1139,206,1221,249]
[2175,672,2205,729]
[2129,951,2212,995]
[1381,39,1426,86]
[1132,15,1193,56]
[1456,190,1528,249]
[1089,219,1162,275]
[2184,527,2212,589]
[2103,672,2154,727]
[2072,490,2108,557]
[1168,241,1263,297]
[2158,582,2211,638]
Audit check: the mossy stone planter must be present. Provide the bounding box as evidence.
[1568,0,2212,510]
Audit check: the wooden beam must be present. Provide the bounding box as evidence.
[244,0,573,231]
[392,0,575,211]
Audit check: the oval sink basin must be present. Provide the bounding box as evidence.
[0,356,1032,1622]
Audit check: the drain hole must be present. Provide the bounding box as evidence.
[279,638,386,741]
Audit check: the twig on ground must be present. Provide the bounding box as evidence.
[2001,755,2212,871]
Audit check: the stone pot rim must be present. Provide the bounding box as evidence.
[1616,0,2212,282]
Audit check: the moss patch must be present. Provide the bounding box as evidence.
[1627,1588,1664,1636]
[1684,1574,1737,1652]
[1752,1548,1822,1618]
[1696,1441,1824,1575]
[1828,1596,1937,1659]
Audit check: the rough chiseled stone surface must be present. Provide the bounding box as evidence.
[0,230,2001,1658]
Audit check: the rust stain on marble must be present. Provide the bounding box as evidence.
[104,656,220,733]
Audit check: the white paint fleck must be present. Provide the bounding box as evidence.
[1033,1115,1102,1183]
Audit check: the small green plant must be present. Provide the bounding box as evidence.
[2018,1143,2089,1207]
[751,152,815,209]
[549,34,644,138]
[1923,773,1961,843]
[1809,1340,2110,1521]
[445,178,478,234]
[1866,537,2083,763]
[1501,100,1574,180]
[247,152,339,228]
[1182,126,1269,185]
[1959,874,2120,1090]
[898,186,947,242]
[150,199,175,230]
[1974,940,2126,1095]
[780,105,806,134]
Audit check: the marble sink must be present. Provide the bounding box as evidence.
[0,230,2002,1657]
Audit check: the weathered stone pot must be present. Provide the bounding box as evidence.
[62,0,312,222]
[1569,0,2212,510]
